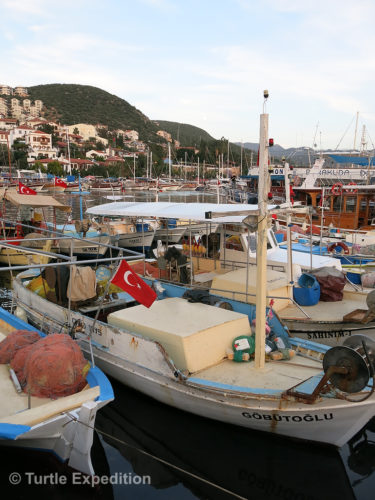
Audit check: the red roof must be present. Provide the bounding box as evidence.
[71,158,94,165]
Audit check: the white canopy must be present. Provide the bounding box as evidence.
[86,201,279,223]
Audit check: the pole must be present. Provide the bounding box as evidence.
[66,127,72,175]
[168,143,171,182]
[284,162,293,287]
[254,106,269,370]
[133,153,136,183]
[240,141,243,176]
[6,134,12,180]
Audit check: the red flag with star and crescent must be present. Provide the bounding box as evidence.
[18,182,37,195]
[111,259,157,308]
[55,177,67,188]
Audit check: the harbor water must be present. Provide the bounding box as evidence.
[1,189,375,499]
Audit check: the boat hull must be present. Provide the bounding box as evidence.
[13,275,375,448]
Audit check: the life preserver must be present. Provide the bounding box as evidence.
[343,182,358,194]
[327,241,350,254]
[331,183,343,195]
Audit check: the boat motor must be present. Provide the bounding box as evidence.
[323,335,375,393]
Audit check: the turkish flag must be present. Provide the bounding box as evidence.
[18,182,37,195]
[111,259,157,308]
[55,177,67,188]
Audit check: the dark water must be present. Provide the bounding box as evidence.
[1,191,375,499]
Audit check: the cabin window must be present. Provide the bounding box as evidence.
[333,196,343,211]
[345,198,356,213]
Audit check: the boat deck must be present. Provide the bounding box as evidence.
[190,355,322,392]
[279,291,368,322]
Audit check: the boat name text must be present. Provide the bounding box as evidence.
[242,412,333,422]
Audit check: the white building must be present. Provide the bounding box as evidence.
[0,85,12,96]
[9,125,34,146]
[14,86,28,97]
[25,130,58,160]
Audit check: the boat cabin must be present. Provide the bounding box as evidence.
[296,187,375,230]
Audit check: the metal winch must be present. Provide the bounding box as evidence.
[323,335,375,393]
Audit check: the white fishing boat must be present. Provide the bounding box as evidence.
[90,218,155,252]
[12,99,375,448]
[0,305,113,475]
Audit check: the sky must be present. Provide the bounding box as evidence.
[1,0,374,150]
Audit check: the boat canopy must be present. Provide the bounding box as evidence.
[86,201,278,223]
[4,191,71,211]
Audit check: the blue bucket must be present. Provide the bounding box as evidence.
[293,285,320,306]
[294,273,320,306]
[298,273,318,288]
[136,223,149,232]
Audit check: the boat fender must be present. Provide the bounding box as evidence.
[327,241,350,255]
[343,182,358,194]
[331,183,343,195]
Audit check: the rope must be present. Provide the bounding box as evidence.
[65,413,247,500]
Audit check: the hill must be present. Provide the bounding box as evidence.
[153,120,216,146]
[27,84,159,141]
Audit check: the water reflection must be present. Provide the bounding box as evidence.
[95,379,362,500]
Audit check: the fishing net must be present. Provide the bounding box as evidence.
[24,334,90,398]
[0,329,40,364]
[10,343,35,386]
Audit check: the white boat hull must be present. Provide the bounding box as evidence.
[1,401,104,475]
[114,231,155,249]
[13,275,375,448]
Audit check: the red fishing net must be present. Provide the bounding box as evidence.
[10,343,35,386]
[0,330,40,363]
[24,334,90,398]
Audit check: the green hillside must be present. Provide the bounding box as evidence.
[154,120,216,146]
[27,84,159,141]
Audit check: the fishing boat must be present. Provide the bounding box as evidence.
[0,190,71,266]
[90,217,155,253]
[0,305,113,475]
[12,100,375,448]
[89,179,122,191]
[87,203,220,245]
[86,201,341,273]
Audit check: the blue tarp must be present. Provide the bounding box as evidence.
[328,155,375,166]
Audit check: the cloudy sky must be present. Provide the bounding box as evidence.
[1,0,374,150]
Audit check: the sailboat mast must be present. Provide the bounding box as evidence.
[66,127,71,175]
[168,143,171,182]
[353,111,359,151]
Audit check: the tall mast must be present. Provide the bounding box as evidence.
[66,127,71,175]
[254,90,269,370]
[353,111,359,151]
[6,133,12,180]
[168,143,171,182]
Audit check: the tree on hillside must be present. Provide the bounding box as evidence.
[47,161,64,176]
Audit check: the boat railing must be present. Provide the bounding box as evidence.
[0,217,141,257]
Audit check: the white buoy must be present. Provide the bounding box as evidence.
[15,306,27,323]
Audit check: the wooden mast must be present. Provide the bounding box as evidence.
[254,91,269,370]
